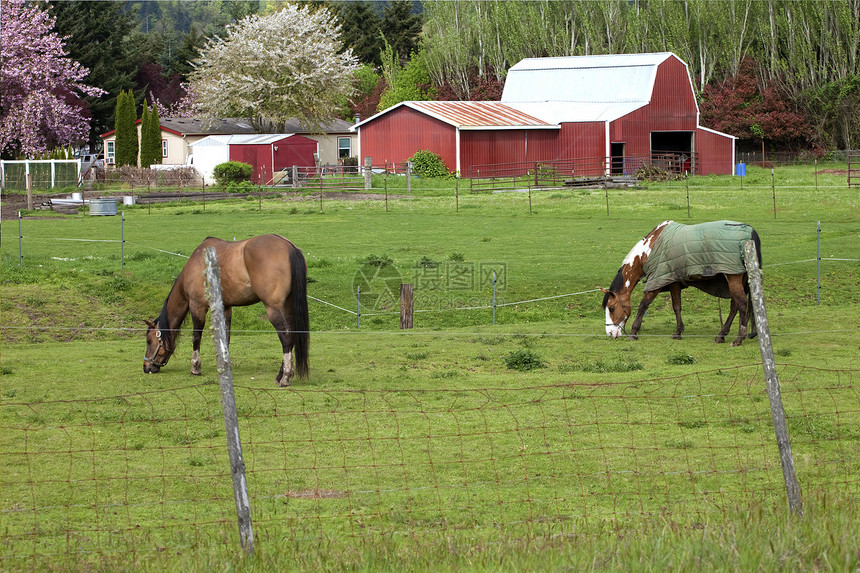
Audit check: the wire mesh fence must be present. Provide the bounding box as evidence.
[1,363,857,568]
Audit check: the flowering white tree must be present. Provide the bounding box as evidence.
[0,0,104,157]
[188,4,359,131]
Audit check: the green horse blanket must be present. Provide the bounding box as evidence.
[642,221,754,292]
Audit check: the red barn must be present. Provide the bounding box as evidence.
[227,134,318,184]
[354,53,736,176]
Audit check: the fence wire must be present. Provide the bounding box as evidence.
[2,364,857,568]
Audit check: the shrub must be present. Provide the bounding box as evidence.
[504,348,545,371]
[408,149,453,179]
[666,351,695,365]
[213,161,253,185]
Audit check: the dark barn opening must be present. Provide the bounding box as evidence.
[651,131,693,173]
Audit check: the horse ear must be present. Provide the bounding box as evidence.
[144,319,156,329]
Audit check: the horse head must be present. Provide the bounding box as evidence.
[143,319,175,373]
[601,287,632,339]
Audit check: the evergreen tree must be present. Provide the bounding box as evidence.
[381,1,422,65]
[49,1,139,149]
[338,1,384,66]
[150,103,163,165]
[139,102,152,167]
[140,101,163,167]
[114,90,139,167]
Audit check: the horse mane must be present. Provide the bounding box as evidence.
[602,267,625,308]
[155,278,181,343]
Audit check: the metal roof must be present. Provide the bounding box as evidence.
[353,100,556,131]
[502,52,679,121]
[156,117,354,136]
[189,134,300,146]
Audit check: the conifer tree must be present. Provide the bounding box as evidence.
[140,100,163,167]
[148,103,163,165]
[114,90,139,167]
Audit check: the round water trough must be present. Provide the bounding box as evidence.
[89,198,118,216]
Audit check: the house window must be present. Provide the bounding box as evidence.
[162,140,168,158]
[337,137,351,160]
[106,141,115,164]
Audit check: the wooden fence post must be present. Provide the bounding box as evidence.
[203,248,256,554]
[364,157,372,190]
[400,283,413,329]
[743,240,803,516]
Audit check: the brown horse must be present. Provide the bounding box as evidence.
[143,234,309,386]
[601,220,760,346]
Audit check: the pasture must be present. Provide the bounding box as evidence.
[1,164,858,571]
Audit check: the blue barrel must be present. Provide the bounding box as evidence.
[89,198,118,216]
[736,163,746,177]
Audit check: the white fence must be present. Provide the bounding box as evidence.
[0,160,80,191]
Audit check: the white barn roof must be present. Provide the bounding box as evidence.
[502,52,680,122]
[189,134,298,146]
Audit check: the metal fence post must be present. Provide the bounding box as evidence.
[743,240,803,516]
[817,221,821,304]
[121,212,125,271]
[18,211,23,268]
[203,247,255,554]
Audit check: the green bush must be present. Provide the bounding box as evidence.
[213,161,253,185]
[504,348,545,371]
[408,149,453,179]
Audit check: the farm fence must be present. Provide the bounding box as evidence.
[1,361,857,568]
[0,160,80,191]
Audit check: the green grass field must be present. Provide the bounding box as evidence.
[1,164,858,571]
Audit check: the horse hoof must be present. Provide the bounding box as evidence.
[731,339,744,347]
[191,370,202,376]
[627,334,638,341]
[672,334,682,340]
[714,337,726,344]
[275,375,291,388]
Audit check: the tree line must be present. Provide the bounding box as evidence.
[421,0,860,150]
[3,0,858,159]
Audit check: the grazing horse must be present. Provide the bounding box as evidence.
[601,220,761,346]
[144,234,309,386]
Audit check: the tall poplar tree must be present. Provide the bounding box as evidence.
[140,100,163,167]
[114,90,139,167]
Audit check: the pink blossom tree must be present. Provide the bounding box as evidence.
[0,0,104,158]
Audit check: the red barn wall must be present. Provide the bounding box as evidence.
[229,145,262,183]
[696,128,735,175]
[557,122,607,175]
[273,135,317,171]
[360,107,457,169]
[229,136,318,184]
[613,57,699,158]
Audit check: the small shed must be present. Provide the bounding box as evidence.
[228,134,318,184]
[190,134,318,185]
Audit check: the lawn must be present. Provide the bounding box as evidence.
[1,163,858,571]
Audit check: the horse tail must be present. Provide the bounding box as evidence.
[751,229,762,267]
[289,245,310,378]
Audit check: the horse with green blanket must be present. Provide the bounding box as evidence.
[601,220,761,346]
